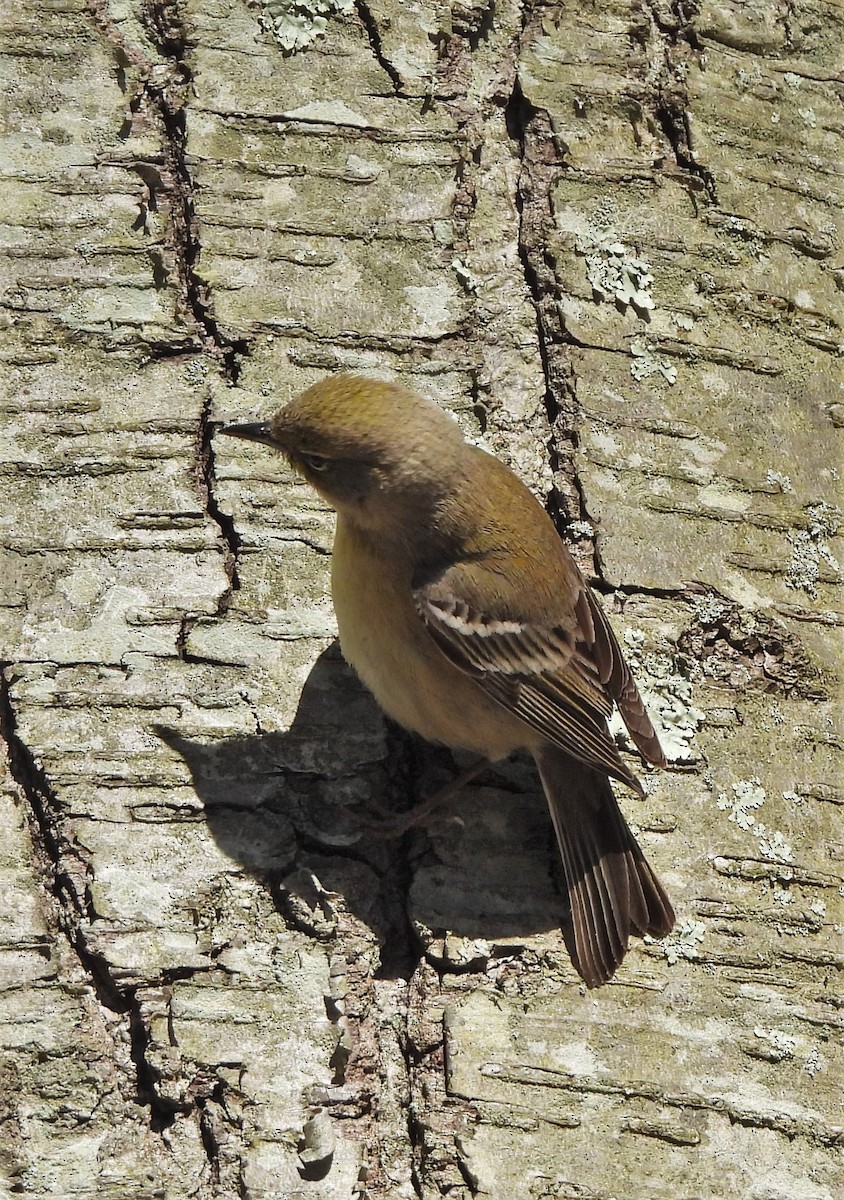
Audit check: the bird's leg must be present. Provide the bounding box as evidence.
[361,757,491,839]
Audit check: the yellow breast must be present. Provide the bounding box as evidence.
[330,516,527,760]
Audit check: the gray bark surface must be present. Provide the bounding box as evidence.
[0,1,841,1197]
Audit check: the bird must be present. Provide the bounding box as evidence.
[220,374,675,986]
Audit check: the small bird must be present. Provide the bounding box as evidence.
[220,375,675,986]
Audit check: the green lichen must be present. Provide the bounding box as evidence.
[260,0,354,54]
[630,338,678,385]
[580,237,656,317]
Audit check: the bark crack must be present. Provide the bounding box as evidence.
[0,667,99,943]
[177,394,244,659]
[137,3,249,379]
[92,1,249,646]
[643,0,719,204]
[504,3,723,588]
[116,8,250,655]
[354,0,404,94]
[505,74,590,537]
[0,665,185,1135]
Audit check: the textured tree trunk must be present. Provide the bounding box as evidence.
[1,0,841,1196]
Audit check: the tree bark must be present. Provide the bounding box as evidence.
[0,0,841,1196]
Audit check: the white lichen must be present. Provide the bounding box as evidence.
[260,0,354,53]
[184,358,209,383]
[809,502,838,534]
[805,1046,823,1076]
[716,779,795,863]
[687,592,728,624]
[589,197,620,230]
[722,214,766,259]
[766,469,793,493]
[566,520,595,540]
[649,919,706,964]
[610,629,703,760]
[753,1026,796,1061]
[785,501,841,596]
[451,257,479,293]
[737,64,764,89]
[757,828,794,864]
[717,776,766,830]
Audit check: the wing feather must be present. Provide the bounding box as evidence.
[415,570,659,794]
[581,588,667,767]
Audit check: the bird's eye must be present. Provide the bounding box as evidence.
[301,453,330,472]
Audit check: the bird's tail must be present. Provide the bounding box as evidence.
[534,743,675,987]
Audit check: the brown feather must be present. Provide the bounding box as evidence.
[581,587,667,767]
[416,572,659,792]
[535,744,675,987]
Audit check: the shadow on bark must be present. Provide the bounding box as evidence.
[155,644,568,956]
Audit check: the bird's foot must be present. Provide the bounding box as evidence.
[357,757,490,840]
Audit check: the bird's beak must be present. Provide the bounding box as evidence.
[218,421,276,447]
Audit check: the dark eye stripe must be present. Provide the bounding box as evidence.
[302,453,329,472]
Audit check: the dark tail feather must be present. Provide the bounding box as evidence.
[534,744,674,987]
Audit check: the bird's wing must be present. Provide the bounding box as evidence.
[579,585,667,767]
[414,562,660,792]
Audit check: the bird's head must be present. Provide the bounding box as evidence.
[220,375,467,529]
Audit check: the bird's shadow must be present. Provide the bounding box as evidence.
[156,644,566,967]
